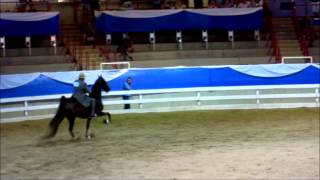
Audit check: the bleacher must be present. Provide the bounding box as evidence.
[0,0,319,75]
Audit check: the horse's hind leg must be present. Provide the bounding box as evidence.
[100,112,111,124]
[67,116,76,139]
[47,112,65,139]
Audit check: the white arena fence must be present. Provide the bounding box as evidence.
[0,84,319,123]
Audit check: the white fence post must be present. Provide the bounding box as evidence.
[256,90,260,104]
[24,101,28,116]
[197,92,201,106]
[139,94,143,109]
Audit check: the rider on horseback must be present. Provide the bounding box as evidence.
[72,72,96,117]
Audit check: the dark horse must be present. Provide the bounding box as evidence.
[46,76,111,139]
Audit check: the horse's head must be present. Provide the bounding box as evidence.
[90,76,111,98]
[97,76,110,92]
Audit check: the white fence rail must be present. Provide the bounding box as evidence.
[0,84,319,123]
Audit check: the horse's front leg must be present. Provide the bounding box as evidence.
[67,116,76,139]
[85,118,92,139]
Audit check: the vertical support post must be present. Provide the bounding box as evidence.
[197,92,201,106]
[25,36,31,56]
[50,35,57,55]
[149,32,156,51]
[0,36,5,57]
[202,30,208,49]
[24,101,29,116]
[176,30,183,50]
[106,34,111,45]
[228,30,234,49]
[123,33,128,39]
[139,94,143,109]
[254,30,260,47]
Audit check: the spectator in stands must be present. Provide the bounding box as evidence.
[121,0,134,9]
[90,0,100,11]
[175,0,187,8]
[83,22,95,45]
[122,77,133,109]
[208,0,220,8]
[17,0,27,12]
[255,0,263,7]
[299,16,317,47]
[224,0,235,7]
[215,0,225,7]
[194,0,203,8]
[237,0,250,8]
[117,37,134,61]
[162,0,177,9]
[72,73,96,117]
[153,0,162,9]
[27,4,37,12]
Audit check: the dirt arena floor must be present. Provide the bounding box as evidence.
[1,108,319,179]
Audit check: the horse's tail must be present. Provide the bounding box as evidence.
[45,96,68,139]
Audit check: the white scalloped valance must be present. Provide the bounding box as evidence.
[97,8,262,18]
[1,64,319,90]
[0,69,128,90]
[0,12,59,21]
[185,7,262,16]
[97,9,183,18]
[229,63,319,77]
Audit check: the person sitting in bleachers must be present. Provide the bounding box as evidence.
[236,0,250,8]
[117,37,134,61]
[175,0,187,9]
[161,0,177,9]
[208,0,220,8]
[83,22,95,45]
[299,17,317,47]
[223,0,235,7]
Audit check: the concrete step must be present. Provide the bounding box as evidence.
[129,41,266,52]
[0,47,64,57]
[0,63,75,74]
[281,51,303,57]
[130,56,271,68]
[131,48,269,61]
[0,55,72,66]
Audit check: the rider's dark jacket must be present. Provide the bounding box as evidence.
[72,79,91,107]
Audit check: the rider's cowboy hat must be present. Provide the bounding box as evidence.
[79,72,85,79]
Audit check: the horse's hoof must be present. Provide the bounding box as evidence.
[90,133,95,138]
[103,118,110,124]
